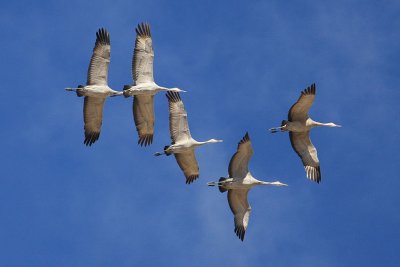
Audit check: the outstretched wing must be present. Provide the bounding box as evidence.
[133,95,154,146]
[289,131,321,183]
[166,91,191,143]
[228,189,251,241]
[174,150,199,184]
[87,28,110,85]
[288,83,316,122]
[132,23,154,84]
[228,132,253,179]
[83,96,106,146]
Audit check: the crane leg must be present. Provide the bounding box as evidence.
[269,126,284,133]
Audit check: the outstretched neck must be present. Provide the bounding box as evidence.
[255,180,288,186]
[195,139,223,146]
[157,86,168,91]
[310,120,341,128]
[157,86,185,93]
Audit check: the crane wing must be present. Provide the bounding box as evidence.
[166,92,191,143]
[289,131,321,183]
[87,28,110,85]
[83,96,106,146]
[228,132,253,179]
[228,189,251,241]
[132,23,154,84]
[174,150,199,184]
[132,95,155,146]
[288,83,316,122]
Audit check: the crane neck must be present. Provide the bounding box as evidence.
[309,119,341,128]
[256,180,288,186]
[195,139,215,146]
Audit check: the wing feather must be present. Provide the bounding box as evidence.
[289,131,321,183]
[133,95,155,146]
[228,132,253,179]
[132,23,154,84]
[174,150,199,184]
[83,96,106,146]
[166,92,191,143]
[87,28,110,85]
[288,83,316,122]
[228,189,251,241]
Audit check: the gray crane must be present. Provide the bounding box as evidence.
[155,92,222,184]
[123,23,185,146]
[269,83,341,183]
[208,132,287,241]
[66,28,122,146]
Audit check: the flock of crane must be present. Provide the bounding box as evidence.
[65,23,341,241]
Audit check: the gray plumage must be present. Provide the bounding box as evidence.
[65,28,122,146]
[269,83,341,183]
[154,92,222,184]
[208,133,287,241]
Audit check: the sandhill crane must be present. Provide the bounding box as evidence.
[154,92,222,184]
[269,83,341,183]
[208,132,287,241]
[123,23,185,147]
[65,28,122,146]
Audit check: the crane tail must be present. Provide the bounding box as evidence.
[164,145,172,156]
[218,177,227,193]
[76,85,84,97]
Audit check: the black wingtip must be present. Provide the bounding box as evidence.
[314,166,321,183]
[166,91,181,102]
[238,132,250,145]
[84,132,100,146]
[95,28,110,45]
[301,83,316,96]
[305,165,321,183]
[135,22,151,37]
[186,174,199,184]
[138,134,154,147]
[234,226,246,241]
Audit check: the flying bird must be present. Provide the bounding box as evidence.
[65,28,122,146]
[123,23,185,147]
[208,132,287,241]
[155,92,222,184]
[269,83,341,183]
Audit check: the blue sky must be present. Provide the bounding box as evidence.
[1,0,399,266]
